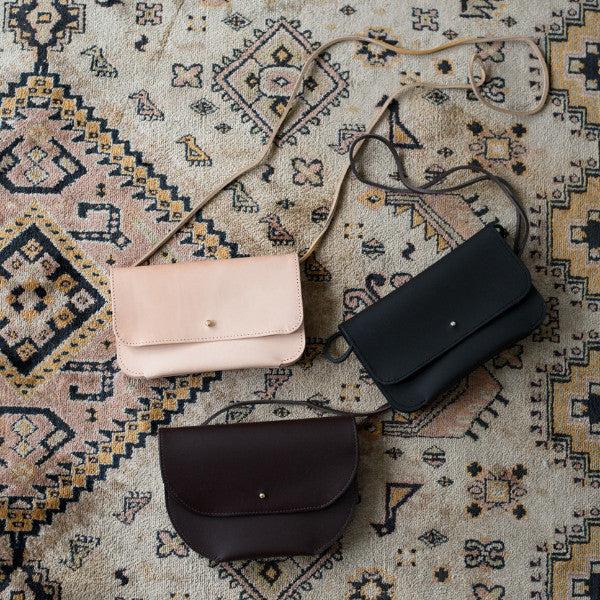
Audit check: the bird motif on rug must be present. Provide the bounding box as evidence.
[259,213,295,245]
[128,89,164,121]
[176,135,212,166]
[81,46,118,77]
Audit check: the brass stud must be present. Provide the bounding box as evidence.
[205,319,214,327]
[258,492,266,500]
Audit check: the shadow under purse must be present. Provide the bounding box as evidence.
[324,134,546,413]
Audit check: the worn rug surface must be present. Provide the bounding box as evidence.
[0,1,598,599]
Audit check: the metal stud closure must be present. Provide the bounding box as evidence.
[258,492,266,500]
[205,320,214,327]
[450,321,457,327]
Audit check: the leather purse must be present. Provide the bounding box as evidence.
[158,397,390,561]
[159,414,359,561]
[111,36,548,378]
[324,134,546,413]
[111,254,304,377]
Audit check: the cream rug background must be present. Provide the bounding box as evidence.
[0,1,598,599]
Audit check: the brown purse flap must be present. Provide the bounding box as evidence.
[158,416,358,517]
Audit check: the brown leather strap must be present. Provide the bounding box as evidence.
[348,133,529,255]
[201,398,391,426]
[131,35,549,266]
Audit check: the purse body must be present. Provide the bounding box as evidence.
[333,225,546,412]
[158,416,358,561]
[111,253,305,378]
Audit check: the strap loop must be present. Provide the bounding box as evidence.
[131,35,549,267]
[470,55,488,86]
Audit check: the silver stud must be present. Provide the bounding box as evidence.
[450,321,457,327]
[205,319,214,327]
[258,492,266,500]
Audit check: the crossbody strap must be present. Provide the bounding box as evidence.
[201,398,391,426]
[348,133,529,255]
[132,35,549,266]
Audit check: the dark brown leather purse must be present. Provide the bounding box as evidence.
[158,400,387,561]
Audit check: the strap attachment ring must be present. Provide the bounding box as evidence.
[323,331,353,364]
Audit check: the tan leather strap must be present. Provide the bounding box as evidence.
[132,35,549,267]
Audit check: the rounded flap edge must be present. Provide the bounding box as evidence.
[158,416,358,517]
[163,478,359,561]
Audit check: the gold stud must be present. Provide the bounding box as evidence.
[205,319,214,327]
[258,492,266,499]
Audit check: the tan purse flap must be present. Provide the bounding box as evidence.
[111,253,303,346]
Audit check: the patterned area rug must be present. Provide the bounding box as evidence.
[0,1,598,599]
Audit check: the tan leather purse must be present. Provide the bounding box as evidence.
[111,35,548,378]
[111,255,304,377]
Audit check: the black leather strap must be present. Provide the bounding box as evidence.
[323,331,353,363]
[348,133,529,256]
[203,334,388,424]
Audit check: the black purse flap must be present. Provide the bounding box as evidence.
[159,416,358,517]
[339,225,532,385]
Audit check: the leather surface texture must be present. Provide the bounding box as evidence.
[110,253,305,377]
[337,225,546,412]
[158,416,359,561]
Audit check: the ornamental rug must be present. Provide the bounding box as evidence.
[0,1,598,599]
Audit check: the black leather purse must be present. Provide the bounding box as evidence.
[324,134,546,413]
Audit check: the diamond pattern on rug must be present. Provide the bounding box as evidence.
[210,542,343,600]
[0,68,233,536]
[0,203,110,397]
[212,17,349,145]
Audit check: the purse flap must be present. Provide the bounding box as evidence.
[159,416,358,517]
[339,225,532,385]
[111,253,303,346]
